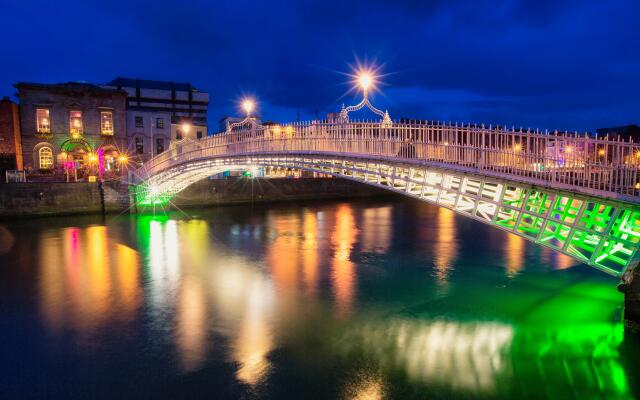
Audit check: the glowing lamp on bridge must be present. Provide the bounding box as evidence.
[118,154,128,164]
[357,71,374,93]
[242,99,255,116]
[339,65,391,126]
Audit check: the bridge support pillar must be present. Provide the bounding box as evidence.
[619,261,640,332]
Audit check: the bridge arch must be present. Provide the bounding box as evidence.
[132,121,640,277]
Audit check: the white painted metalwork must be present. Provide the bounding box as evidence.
[132,120,640,277]
[135,120,640,202]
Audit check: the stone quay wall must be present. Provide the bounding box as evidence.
[0,178,391,218]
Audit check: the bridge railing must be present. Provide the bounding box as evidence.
[136,120,640,201]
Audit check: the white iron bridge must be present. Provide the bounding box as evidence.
[131,120,640,277]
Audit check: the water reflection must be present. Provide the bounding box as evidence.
[361,206,392,254]
[504,233,525,276]
[338,318,514,392]
[336,318,629,397]
[331,204,358,315]
[433,208,457,283]
[38,225,140,340]
[5,199,633,399]
[302,211,319,298]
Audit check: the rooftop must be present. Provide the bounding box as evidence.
[14,81,126,95]
[105,77,204,92]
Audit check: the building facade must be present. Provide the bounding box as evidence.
[0,97,23,178]
[103,77,209,165]
[14,82,127,179]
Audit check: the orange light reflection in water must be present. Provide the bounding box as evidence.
[433,208,457,283]
[361,207,391,254]
[331,204,358,316]
[38,225,141,343]
[505,233,525,276]
[302,211,319,298]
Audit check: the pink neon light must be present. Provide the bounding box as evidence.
[97,148,105,178]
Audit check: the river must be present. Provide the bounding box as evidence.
[0,198,638,399]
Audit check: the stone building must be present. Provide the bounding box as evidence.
[102,77,209,165]
[14,82,127,179]
[0,97,23,178]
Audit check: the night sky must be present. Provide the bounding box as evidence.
[2,0,639,132]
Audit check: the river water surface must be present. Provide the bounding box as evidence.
[0,198,638,399]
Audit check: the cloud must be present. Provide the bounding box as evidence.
[0,0,638,131]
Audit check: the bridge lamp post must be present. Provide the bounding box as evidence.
[357,71,374,97]
[339,69,392,126]
[242,99,255,117]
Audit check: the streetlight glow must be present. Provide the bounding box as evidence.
[181,122,191,134]
[242,98,255,115]
[358,71,374,92]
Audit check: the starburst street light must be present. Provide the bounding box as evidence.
[339,66,391,126]
[357,71,374,93]
[227,96,263,132]
[242,98,255,116]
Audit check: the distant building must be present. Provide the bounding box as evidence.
[104,77,209,164]
[14,82,127,178]
[0,97,23,177]
[596,124,640,141]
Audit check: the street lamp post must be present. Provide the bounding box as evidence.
[339,69,392,126]
[227,97,263,132]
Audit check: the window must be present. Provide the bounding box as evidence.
[176,130,183,140]
[135,116,143,128]
[196,131,203,139]
[36,108,50,134]
[135,137,144,154]
[39,147,53,169]
[156,118,164,129]
[101,111,113,135]
[156,138,165,154]
[69,110,83,138]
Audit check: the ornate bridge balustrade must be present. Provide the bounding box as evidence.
[132,120,640,277]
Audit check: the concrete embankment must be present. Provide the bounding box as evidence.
[0,178,391,218]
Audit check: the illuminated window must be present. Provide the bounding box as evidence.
[69,110,83,137]
[135,116,143,128]
[156,118,164,129]
[101,111,113,135]
[156,138,165,154]
[36,108,50,134]
[39,147,53,169]
[135,137,144,154]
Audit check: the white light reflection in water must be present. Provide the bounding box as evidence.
[148,220,180,313]
[337,318,514,393]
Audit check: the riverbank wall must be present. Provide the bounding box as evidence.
[0,178,391,218]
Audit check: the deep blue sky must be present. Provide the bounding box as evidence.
[2,0,639,132]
